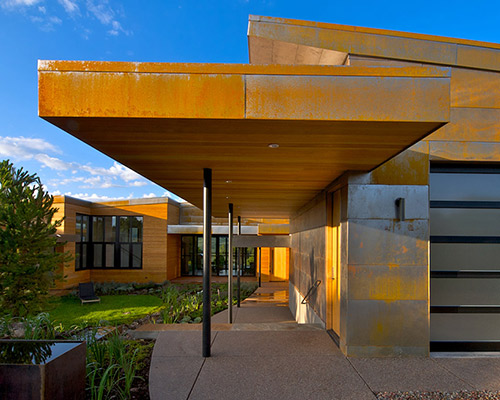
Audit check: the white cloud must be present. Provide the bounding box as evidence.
[86,0,128,35]
[130,181,147,187]
[34,154,73,171]
[57,0,78,13]
[53,191,135,202]
[142,193,157,198]
[49,15,62,24]
[82,161,143,182]
[2,0,130,36]
[1,135,153,195]
[0,136,60,159]
[1,0,42,9]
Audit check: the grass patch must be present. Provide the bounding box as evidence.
[47,295,163,330]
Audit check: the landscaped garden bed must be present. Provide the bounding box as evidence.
[0,281,258,399]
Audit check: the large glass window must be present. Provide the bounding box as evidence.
[75,214,143,270]
[181,234,255,277]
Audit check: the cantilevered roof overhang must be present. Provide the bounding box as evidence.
[38,61,450,217]
[248,15,500,71]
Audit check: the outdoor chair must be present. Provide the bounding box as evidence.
[79,282,101,305]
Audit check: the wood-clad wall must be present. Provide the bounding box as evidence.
[53,196,180,289]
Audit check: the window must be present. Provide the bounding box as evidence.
[181,234,255,277]
[75,214,143,270]
[75,214,89,271]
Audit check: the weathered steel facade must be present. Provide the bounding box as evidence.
[40,15,500,356]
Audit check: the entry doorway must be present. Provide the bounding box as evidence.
[326,189,342,338]
[257,247,290,282]
[270,247,289,282]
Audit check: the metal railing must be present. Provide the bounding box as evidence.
[301,280,321,304]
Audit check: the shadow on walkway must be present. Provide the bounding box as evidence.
[144,282,500,400]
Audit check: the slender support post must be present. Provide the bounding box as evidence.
[258,247,262,287]
[237,216,241,308]
[228,203,233,323]
[202,168,212,357]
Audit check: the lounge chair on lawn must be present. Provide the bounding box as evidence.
[79,282,100,305]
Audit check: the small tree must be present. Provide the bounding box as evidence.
[0,160,69,316]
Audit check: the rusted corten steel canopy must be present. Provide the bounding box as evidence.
[38,14,454,218]
[38,61,449,217]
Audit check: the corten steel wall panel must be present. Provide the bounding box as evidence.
[39,72,245,119]
[347,220,428,266]
[427,108,500,143]
[429,141,500,162]
[368,142,430,186]
[290,194,328,323]
[337,175,429,356]
[246,75,450,122]
[348,265,427,302]
[290,226,327,322]
[346,299,429,356]
[290,193,327,234]
[249,16,500,73]
[349,55,425,68]
[451,68,500,109]
[248,20,457,66]
[457,45,500,71]
[348,185,429,220]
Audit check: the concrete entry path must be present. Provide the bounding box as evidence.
[148,282,500,400]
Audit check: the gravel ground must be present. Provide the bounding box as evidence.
[376,391,500,400]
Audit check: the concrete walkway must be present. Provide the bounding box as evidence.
[147,282,500,400]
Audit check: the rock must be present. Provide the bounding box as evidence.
[10,322,25,338]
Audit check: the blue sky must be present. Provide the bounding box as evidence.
[1,0,499,202]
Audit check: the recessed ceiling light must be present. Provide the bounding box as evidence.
[225,180,232,184]
[268,143,279,149]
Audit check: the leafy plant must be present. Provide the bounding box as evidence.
[86,332,147,400]
[23,312,56,340]
[0,160,71,316]
[158,282,257,323]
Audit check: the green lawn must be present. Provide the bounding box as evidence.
[47,295,163,330]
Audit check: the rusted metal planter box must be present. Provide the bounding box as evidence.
[0,340,86,400]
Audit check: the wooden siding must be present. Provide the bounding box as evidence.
[53,197,173,288]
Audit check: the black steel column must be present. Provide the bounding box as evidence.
[228,203,233,323]
[202,168,212,357]
[237,215,241,308]
[258,247,262,287]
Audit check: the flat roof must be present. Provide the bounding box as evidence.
[39,62,449,217]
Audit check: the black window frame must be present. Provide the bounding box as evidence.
[75,213,143,270]
[180,234,255,277]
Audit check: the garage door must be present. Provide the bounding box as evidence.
[430,163,500,351]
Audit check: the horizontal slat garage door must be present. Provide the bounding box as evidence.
[430,163,500,351]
